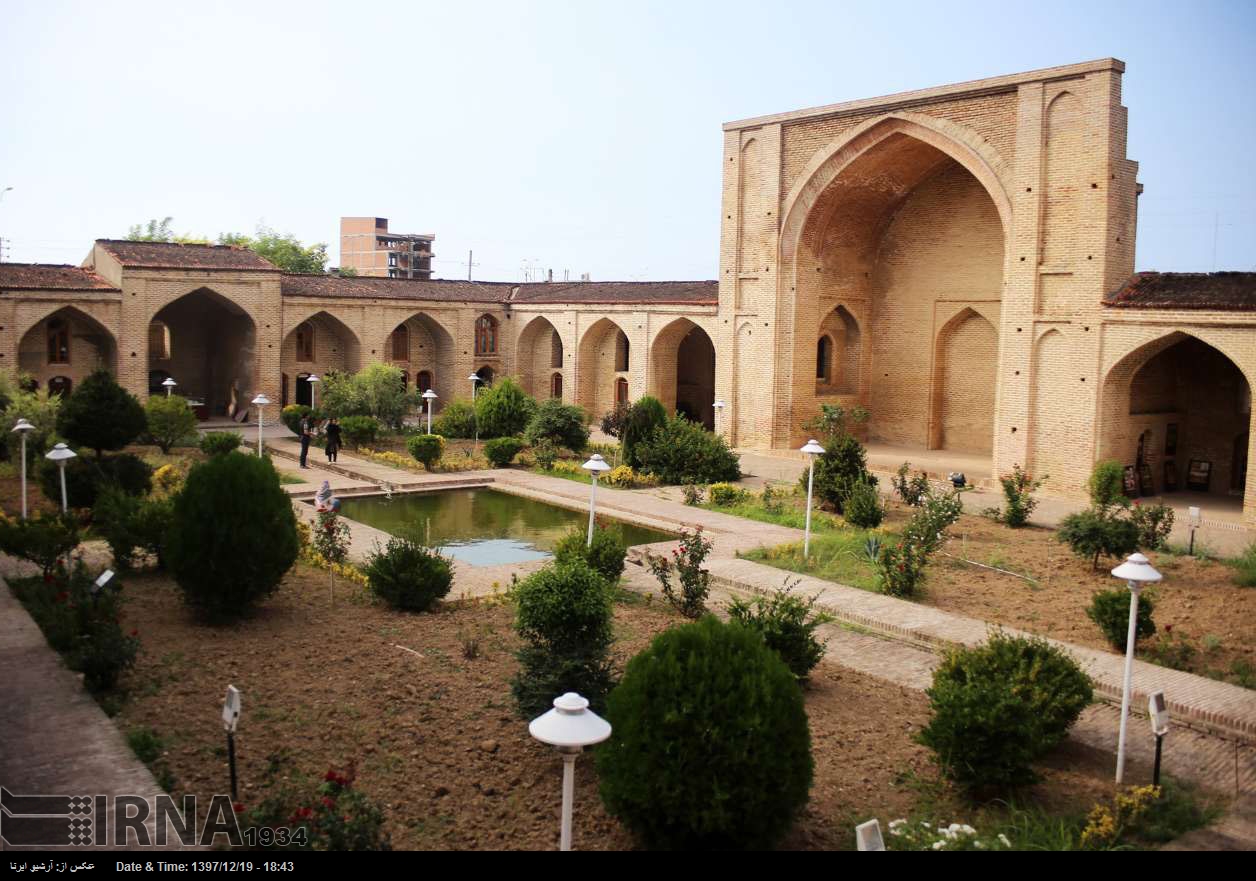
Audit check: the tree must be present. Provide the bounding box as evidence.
[218,226,328,274]
[125,217,209,244]
[57,370,146,459]
[145,395,197,454]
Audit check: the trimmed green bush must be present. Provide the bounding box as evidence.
[511,560,615,717]
[145,395,198,454]
[621,396,667,468]
[484,436,525,467]
[634,415,740,485]
[842,478,884,527]
[727,580,833,680]
[524,398,589,453]
[1087,588,1156,650]
[432,399,476,439]
[597,617,813,850]
[917,632,1092,790]
[708,482,749,506]
[199,432,242,456]
[801,432,873,515]
[1131,502,1175,551]
[338,415,379,449]
[39,452,153,509]
[364,537,453,612]
[57,370,146,459]
[1058,509,1139,570]
[167,454,299,621]
[553,524,628,583]
[0,510,80,576]
[474,377,536,439]
[406,433,444,470]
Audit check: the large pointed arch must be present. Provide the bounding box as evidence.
[16,305,118,388]
[280,309,363,382]
[149,287,258,419]
[648,317,716,429]
[382,311,456,403]
[516,315,565,400]
[576,317,631,418]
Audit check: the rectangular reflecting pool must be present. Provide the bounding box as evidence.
[335,488,675,567]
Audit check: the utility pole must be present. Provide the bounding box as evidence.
[468,250,473,281]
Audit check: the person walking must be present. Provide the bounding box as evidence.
[299,412,313,468]
[325,417,342,464]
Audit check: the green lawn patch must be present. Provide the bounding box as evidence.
[742,528,886,592]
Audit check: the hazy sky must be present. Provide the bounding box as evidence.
[1,0,1253,280]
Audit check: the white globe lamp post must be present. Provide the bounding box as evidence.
[581,453,612,546]
[422,389,438,435]
[11,418,34,519]
[800,438,825,557]
[306,374,320,411]
[1111,552,1162,785]
[713,399,725,436]
[44,443,77,513]
[528,693,612,852]
[162,377,177,397]
[469,374,483,455]
[251,394,271,458]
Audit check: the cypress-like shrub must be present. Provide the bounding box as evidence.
[917,632,1092,791]
[364,537,453,612]
[167,454,298,621]
[841,478,884,527]
[553,524,627,583]
[474,377,536,439]
[57,370,146,458]
[597,617,813,850]
[406,433,444,470]
[483,436,525,467]
[800,432,874,514]
[620,396,667,469]
[1086,588,1156,650]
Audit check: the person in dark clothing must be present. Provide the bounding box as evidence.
[325,418,342,464]
[299,413,312,468]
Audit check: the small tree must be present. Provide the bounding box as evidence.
[727,578,833,680]
[57,370,146,459]
[1089,460,1131,513]
[167,454,298,621]
[474,377,536,438]
[621,397,667,468]
[406,434,444,470]
[553,524,628,583]
[524,398,590,452]
[0,511,79,577]
[145,395,198,454]
[647,528,713,619]
[996,464,1046,528]
[1087,588,1157,650]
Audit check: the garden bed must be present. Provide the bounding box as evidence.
[68,563,1210,850]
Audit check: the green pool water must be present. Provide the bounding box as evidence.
[334,488,674,567]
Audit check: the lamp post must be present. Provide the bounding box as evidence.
[251,394,271,458]
[528,693,612,852]
[1188,506,1201,556]
[581,453,612,546]
[422,389,438,435]
[800,438,825,557]
[1111,552,1162,785]
[469,373,482,455]
[44,443,77,513]
[11,418,34,519]
[306,374,320,411]
[162,377,177,397]
[713,399,725,436]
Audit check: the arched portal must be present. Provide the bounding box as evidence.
[516,316,565,399]
[931,308,999,454]
[17,306,118,390]
[384,312,455,404]
[1100,333,1252,502]
[649,318,716,430]
[280,311,362,411]
[577,318,630,419]
[781,118,1007,452]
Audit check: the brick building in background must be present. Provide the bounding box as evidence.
[339,217,435,279]
[2,59,1254,518]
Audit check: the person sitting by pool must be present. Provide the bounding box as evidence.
[314,480,337,513]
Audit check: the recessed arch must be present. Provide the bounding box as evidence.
[383,311,455,403]
[280,310,362,390]
[16,305,118,394]
[516,315,565,399]
[576,317,631,419]
[930,307,999,454]
[649,317,716,429]
[149,287,258,419]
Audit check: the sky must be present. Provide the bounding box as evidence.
[0,0,1253,280]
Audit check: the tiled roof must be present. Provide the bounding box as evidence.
[1106,272,1256,311]
[96,239,280,271]
[511,280,718,306]
[281,274,512,303]
[0,263,119,291]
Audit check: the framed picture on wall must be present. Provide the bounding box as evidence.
[1123,465,1139,497]
[1187,459,1211,492]
[1165,423,1178,456]
[1139,463,1155,496]
[1164,461,1178,492]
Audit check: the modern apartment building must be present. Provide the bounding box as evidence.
[339,217,435,279]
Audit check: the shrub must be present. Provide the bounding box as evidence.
[801,432,873,514]
[620,396,667,468]
[524,398,589,452]
[199,431,242,456]
[917,632,1092,790]
[93,485,144,570]
[682,484,705,506]
[364,537,453,612]
[432,399,476,439]
[1089,459,1131,512]
[600,402,628,439]
[39,452,153,509]
[484,436,525,467]
[406,433,444,470]
[596,616,813,850]
[1233,542,1256,588]
[0,511,79,576]
[646,528,713,619]
[338,415,379,449]
[708,482,749,506]
[511,560,615,717]
[1058,509,1139,570]
[281,404,313,435]
[761,483,784,514]
[318,363,412,429]
[167,454,299,621]
[312,511,350,567]
[727,579,833,680]
[634,415,740,485]
[875,540,927,598]
[57,370,146,459]
[130,496,175,569]
[903,486,964,553]
[843,478,884,527]
[1131,502,1174,551]
[145,395,198,454]
[997,464,1045,528]
[892,462,930,507]
[1143,627,1197,671]
[553,524,628,583]
[240,764,391,851]
[1087,589,1156,650]
[531,438,558,470]
[474,377,536,439]
[0,384,60,464]
[603,464,655,489]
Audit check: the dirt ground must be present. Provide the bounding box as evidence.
[103,563,1121,851]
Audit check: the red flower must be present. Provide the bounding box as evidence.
[232,802,245,814]
[1165,624,1173,634]
[130,629,139,637]
[43,573,54,584]
[321,796,335,808]
[54,591,69,604]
